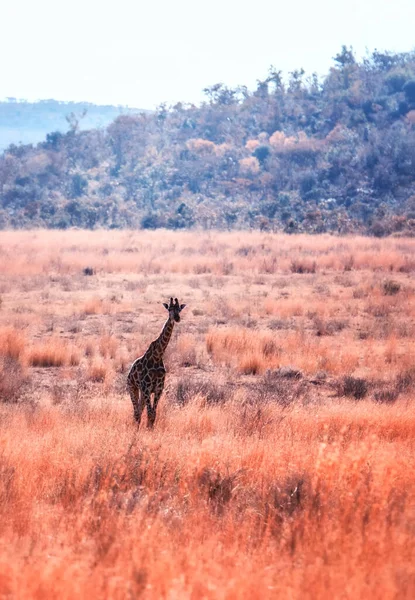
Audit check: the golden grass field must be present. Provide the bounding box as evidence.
[0,230,414,599]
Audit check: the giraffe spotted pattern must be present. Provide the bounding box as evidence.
[127,297,186,427]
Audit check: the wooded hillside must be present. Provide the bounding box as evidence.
[1,47,415,235]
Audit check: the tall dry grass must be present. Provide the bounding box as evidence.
[1,229,415,277]
[28,338,81,367]
[0,399,414,598]
[0,326,26,363]
[0,230,414,598]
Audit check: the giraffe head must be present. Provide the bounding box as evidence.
[163,297,186,323]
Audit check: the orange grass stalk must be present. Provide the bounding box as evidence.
[28,338,79,367]
[0,326,26,363]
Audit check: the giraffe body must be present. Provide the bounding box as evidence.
[127,298,186,427]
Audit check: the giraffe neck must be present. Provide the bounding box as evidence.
[153,317,175,359]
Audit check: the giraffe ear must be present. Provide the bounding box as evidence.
[163,303,169,310]
[180,304,187,311]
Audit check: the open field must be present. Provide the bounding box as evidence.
[0,230,415,599]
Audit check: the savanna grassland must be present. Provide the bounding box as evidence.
[0,230,414,599]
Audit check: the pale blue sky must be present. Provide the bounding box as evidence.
[1,0,414,108]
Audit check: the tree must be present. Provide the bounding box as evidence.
[65,109,87,133]
[334,46,356,68]
[403,80,415,104]
[333,46,357,89]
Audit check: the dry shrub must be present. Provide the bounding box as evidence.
[274,366,303,379]
[338,375,368,400]
[171,376,226,406]
[373,387,399,404]
[28,339,80,368]
[197,467,237,514]
[0,357,28,403]
[269,130,320,154]
[395,367,415,393]
[267,475,307,518]
[260,256,278,274]
[50,381,67,405]
[206,327,270,374]
[239,156,260,175]
[256,368,307,406]
[98,334,118,359]
[68,347,81,366]
[114,349,130,374]
[84,340,95,357]
[86,359,115,393]
[237,402,276,437]
[245,139,260,151]
[239,353,264,375]
[342,254,355,271]
[0,326,26,363]
[314,317,348,336]
[87,359,108,383]
[365,299,393,318]
[290,259,316,274]
[382,279,401,295]
[207,327,281,375]
[268,318,291,330]
[186,138,216,154]
[352,286,368,299]
[29,340,64,367]
[82,297,111,315]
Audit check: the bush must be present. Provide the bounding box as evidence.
[70,174,88,199]
[339,376,368,400]
[0,357,28,403]
[0,326,26,362]
[395,368,415,393]
[385,73,407,94]
[253,145,270,165]
[373,388,399,403]
[290,259,316,274]
[382,279,400,296]
[403,79,415,104]
[171,377,226,406]
[141,213,164,229]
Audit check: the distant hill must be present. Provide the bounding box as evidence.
[0,99,147,150]
[1,48,415,235]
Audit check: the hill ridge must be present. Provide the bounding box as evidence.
[1,47,415,235]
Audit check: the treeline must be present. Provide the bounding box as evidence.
[1,47,415,235]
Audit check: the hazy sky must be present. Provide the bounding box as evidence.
[2,0,414,109]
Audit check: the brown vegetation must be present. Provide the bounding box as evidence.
[1,49,415,234]
[0,230,414,598]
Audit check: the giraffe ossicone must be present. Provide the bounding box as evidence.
[127,298,186,428]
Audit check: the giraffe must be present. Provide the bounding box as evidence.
[127,298,186,428]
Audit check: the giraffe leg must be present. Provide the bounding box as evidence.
[135,390,146,425]
[128,382,144,425]
[149,379,165,428]
[142,389,156,429]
